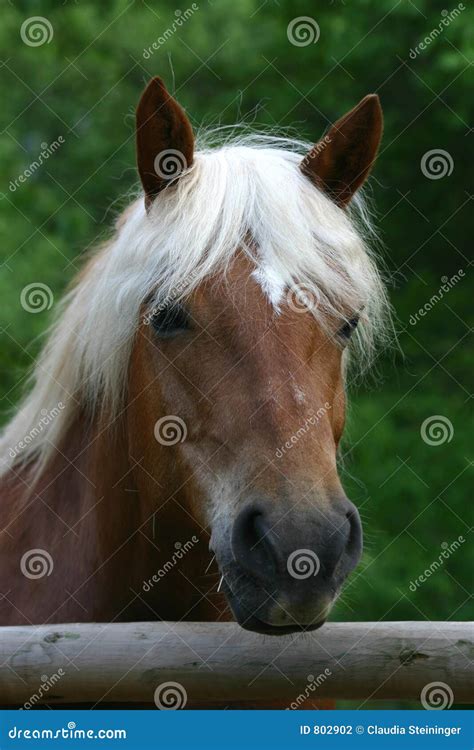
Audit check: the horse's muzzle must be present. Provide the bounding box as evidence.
[215,497,362,635]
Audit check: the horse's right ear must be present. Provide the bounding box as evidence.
[136,77,194,208]
[301,94,383,207]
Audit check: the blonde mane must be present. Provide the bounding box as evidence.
[0,133,390,478]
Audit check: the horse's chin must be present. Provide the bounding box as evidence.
[220,576,327,636]
[238,612,326,636]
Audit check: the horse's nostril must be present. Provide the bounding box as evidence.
[231,506,276,581]
[230,501,363,591]
[345,507,363,558]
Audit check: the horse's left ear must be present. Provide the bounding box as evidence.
[136,77,194,208]
[301,94,383,207]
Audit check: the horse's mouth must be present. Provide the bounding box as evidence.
[220,575,326,636]
[238,612,326,636]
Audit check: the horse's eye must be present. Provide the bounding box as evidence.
[150,304,191,337]
[338,315,359,341]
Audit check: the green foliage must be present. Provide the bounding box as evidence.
[0,0,472,649]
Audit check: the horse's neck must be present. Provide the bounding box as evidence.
[0,413,225,625]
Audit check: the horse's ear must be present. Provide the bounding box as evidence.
[136,77,194,208]
[301,94,383,207]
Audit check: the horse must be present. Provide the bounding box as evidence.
[0,77,389,642]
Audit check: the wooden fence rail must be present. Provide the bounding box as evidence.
[0,621,472,707]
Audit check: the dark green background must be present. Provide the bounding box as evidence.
[0,0,472,706]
